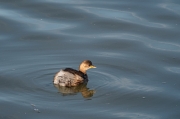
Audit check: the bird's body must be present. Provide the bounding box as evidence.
[53,60,96,87]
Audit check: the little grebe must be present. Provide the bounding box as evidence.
[53,60,96,87]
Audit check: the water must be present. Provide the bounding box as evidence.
[0,0,180,119]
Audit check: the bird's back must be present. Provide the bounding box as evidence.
[53,68,87,87]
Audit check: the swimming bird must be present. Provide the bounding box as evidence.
[53,60,96,87]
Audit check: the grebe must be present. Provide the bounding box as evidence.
[53,60,96,87]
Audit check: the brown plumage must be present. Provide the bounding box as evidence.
[53,60,96,87]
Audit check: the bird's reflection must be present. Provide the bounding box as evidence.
[54,83,95,98]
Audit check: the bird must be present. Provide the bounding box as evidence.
[53,60,96,87]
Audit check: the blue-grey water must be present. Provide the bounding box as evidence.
[0,0,180,119]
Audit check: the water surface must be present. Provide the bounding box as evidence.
[0,0,180,119]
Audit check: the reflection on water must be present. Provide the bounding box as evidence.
[54,83,95,98]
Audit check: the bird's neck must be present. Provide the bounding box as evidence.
[79,70,86,74]
[79,67,86,74]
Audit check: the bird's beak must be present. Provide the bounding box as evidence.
[90,65,96,68]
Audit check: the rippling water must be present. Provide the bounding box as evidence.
[0,0,180,119]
